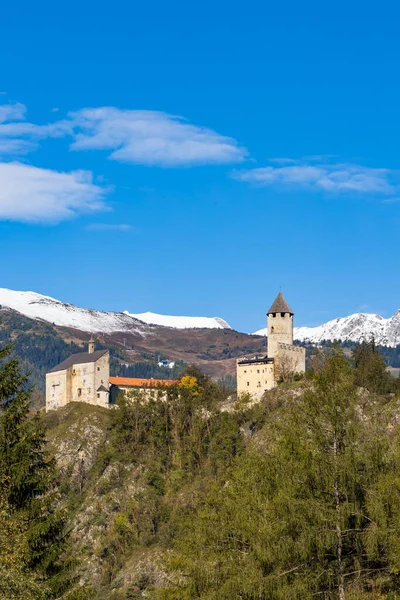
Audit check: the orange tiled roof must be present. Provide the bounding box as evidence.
[109,376,179,388]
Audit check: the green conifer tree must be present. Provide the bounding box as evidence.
[0,345,68,596]
[161,350,400,599]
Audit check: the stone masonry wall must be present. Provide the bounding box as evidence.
[237,360,275,400]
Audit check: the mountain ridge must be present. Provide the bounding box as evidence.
[0,288,231,333]
[254,310,400,348]
[2,287,400,348]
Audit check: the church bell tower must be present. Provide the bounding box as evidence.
[267,292,294,358]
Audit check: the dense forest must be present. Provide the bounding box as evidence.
[2,341,400,598]
[316,339,400,369]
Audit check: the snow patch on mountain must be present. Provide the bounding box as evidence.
[253,311,400,347]
[0,288,231,333]
[0,288,150,335]
[124,311,231,330]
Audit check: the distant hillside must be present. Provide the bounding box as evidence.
[0,306,265,405]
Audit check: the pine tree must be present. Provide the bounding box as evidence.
[0,345,68,596]
[161,350,400,599]
[0,473,50,600]
[352,340,393,394]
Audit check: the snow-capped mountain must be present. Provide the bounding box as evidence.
[253,311,400,348]
[123,311,230,330]
[0,288,231,333]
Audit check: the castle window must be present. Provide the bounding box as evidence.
[271,326,274,333]
[77,388,82,397]
[247,382,250,386]
[244,370,247,373]
[97,393,100,398]
[281,312,285,317]
[257,369,260,373]
[97,367,100,371]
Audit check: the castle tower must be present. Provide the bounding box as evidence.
[88,337,95,354]
[267,292,294,359]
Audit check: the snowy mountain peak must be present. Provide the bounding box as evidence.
[124,311,231,330]
[0,288,231,333]
[253,310,400,347]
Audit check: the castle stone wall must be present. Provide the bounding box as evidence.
[267,312,293,359]
[46,369,70,411]
[237,358,275,400]
[45,351,110,411]
[94,352,110,407]
[274,343,306,379]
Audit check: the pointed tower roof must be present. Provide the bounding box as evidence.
[267,291,294,315]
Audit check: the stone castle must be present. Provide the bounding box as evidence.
[46,339,110,411]
[236,292,306,399]
[46,291,305,410]
[46,340,178,412]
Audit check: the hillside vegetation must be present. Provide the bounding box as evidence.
[2,342,400,598]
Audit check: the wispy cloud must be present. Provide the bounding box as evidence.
[67,107,247,167]
[0,162,107,223]
[0,102,68,157]
[382,197,400,204]
[86,223,133,231]
[0,101,247,167]
[234,158,399,196]
[0,102,26,123]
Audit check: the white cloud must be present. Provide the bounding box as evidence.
[0,102,26,123]
[0,101,247,167]
[0,102,68,157]
[234,159,398,195]
[66,107,247,166]
[86,223,133,231]
[0,162,107,223]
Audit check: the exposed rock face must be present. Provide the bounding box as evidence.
[44,403,169,594]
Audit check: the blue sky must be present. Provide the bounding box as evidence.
[0,0,399,332]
